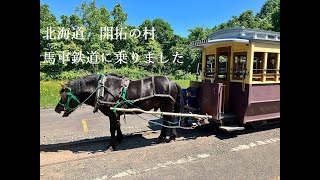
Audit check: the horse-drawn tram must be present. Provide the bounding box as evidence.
[55,27,280,150]
[187,26,280,131]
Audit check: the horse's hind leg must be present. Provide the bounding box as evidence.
[168,116,177,142]
[159,105,178,141]
[116,116,123,143]
[158,119,168,140]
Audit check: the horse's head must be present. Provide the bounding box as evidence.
[55,83,81,117]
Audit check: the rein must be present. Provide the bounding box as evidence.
[59,75,128,112]
[58,87,100,112]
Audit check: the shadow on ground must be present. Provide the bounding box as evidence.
[40,120,279,154]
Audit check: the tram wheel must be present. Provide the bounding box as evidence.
[249,121,265,129]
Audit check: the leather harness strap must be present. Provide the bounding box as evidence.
[93,74,107,112]
[121,78,130,89]
[94,75,176,113]
[164,76,171,96]
[152,76,156,95]
[140,78,143,99]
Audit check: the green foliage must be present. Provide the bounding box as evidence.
[111,4,128,27]
[40,0,280,80]
[40,80,66,108]
[152,18,174,45]
[171,70,197,80]
[40,69,91,81]
[256,0,280,20]
[60,70,91,80]
[271,10,280,32]
[104,67,156,80]
[174,80,190,89]
[256,0,280,31]
[188,26,208,42]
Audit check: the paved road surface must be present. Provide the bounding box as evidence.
[41,106,162,145]
[40,107,280,180]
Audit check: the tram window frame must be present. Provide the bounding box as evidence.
[205,54,215,78]
[252,52,264,81]
[232,52,247,80]
[217,55,228,80]
[266,53,278,81]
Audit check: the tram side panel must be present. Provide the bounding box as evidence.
[244,84,280,123]
[190,81,223,122]
[229,82,250,124]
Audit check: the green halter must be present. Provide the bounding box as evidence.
[58,89,81,111]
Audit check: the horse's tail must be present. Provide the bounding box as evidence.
[174,82,184,114]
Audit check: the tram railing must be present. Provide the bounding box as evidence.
[252,68,280,81]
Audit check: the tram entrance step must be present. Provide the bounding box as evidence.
[219,125,245,132]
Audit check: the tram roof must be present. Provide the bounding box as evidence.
[190,26,280,48]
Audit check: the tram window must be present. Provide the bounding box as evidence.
[278,62,280,81]
[233,52,247,80]
[252,52,264,81]
[266,53,277,81]
[205,55,215,78]
[217,55,227,80]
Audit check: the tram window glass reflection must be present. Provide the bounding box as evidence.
[253,52,264,81]
[233,52,247,80]
[217,55,227,80]
[266,53,277,81]
[205,54,215,78]
[278,62,280,81]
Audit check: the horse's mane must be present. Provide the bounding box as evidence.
[64,74,99,94]
[107,73,123,78]
[62,73,124,94]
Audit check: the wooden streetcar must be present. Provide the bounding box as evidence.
[55,27,279,151]
[113,27,280,132]
[187,26,280,131]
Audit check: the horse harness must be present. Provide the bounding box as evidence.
[93,75,176,113]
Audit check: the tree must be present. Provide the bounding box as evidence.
[152,18,174,45]
[238,10,259,29]
[256,0,280,20]
[111,4,128,27]
[40,4,58,29]
[271,10,280,32]
[40,0,280,79]
[138,19,153,45]
[40,4,59,61]
[256,0,280,31]
[76,0,114,71]
[188,26,208,42]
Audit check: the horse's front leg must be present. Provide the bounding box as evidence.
[116,115,123,143]
[107,114,117,151]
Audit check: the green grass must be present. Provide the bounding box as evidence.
[40,79,191,108]
[40,80,66,108]
[174,80,190,88]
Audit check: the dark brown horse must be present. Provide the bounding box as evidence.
[54,74,183,151]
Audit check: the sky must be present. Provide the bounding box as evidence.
[40,0,267,37]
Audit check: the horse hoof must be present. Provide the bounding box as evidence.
[105,145,115,152]
[157,136,166,143]
[168,136,176,142]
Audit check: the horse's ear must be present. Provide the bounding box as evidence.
[64,87,71,92]
[60,83,70,92]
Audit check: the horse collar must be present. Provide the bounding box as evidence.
[93,74,107,113]
[121,78,130,89]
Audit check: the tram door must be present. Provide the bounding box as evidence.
[215,46,231,112]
